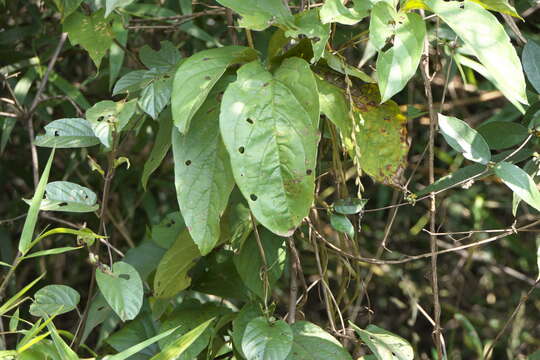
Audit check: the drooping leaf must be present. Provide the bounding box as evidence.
[139,41,181,73]
[151,318,214,360]
[375,10,426,102]
[242,317,293,360]
[142,110,173,190]
[334,198,368,215]
[173,83,235,255]
[512,159,540,215]
[438,114,491,164]
[495,162,540,212]
[63,9,114,68]
[320,0,370,25]
[323,51,374,83]
[351,323,414,360]
[81,293,114,344]
[330,213,355,238]
[153,230,200,298]
[22,246,82,260]
[477,121,529,150]
[286,321,352,360]
[232,303,265,358]
[454,313,483,358]
[96,262,144,321]
[424,0,528,106]
[285,9,330,63]
[29,285,80,317]
[467,0,521,19]
[220,59,319,236]
[172,46,258,134]
[523,40,540,94]
[138,73,172,120]
[215,0,294,30]
[34,118,100,148]
[86,100,138,147]
[47,321,80,360]
[234,228,287,299]
[19,150,55,254]
[24,181,98,213]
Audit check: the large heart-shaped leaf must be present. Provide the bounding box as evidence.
[25,181,98,213]
[438,114,491,164]
[233,303,264,358]
[173,82,235,255]
[495,162,540,212]
[35,118,100,148]
[425,0,527,107]
[153,230,200,298]
[242,317,293,360]
[29,285,80,317]
[351,323,414,360]
[286,321,352,360]
[172,46,258,134]
[96,262,143,321]
[220,59,319,236]
[215,0,294,30]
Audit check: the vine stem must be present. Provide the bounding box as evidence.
[287,237,299,324]
[420,33,444,358]
[249,212,269,313]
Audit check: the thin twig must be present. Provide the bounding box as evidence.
[250,212,269,312]
[287,237,299,324]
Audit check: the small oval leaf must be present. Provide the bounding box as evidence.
[495,162,540,212]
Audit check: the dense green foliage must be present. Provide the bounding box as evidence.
[0,0,539,359]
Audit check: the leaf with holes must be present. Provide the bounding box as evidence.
[438,114,491,164]
[220,59,319,236]
[29,285,80,317]
[375,10,426,102]
[173,82,235,255]
[96,262,143,321]
[35,118,100,148]
[86,100,138,147]
[24,181,98,213]
[286,321,352,360]
[285,9,330,63]
[153,230,200,299]
[351,323,414,360]
[495,162,540,212]
[320,0,370,25]
[242,317,293,360]
[215,0,294,30]
[172,46,258,134]
[63,9,114,68]
[234,228,287,299]
[425,0,527,107]
[151,211,186,249]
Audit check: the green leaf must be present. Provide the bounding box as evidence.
[47,321,80,360]
[323,51,375,83]
[172,46,258,134]
[285,9,330,63]
[330,213,355,237]
[467,0,521,19]
[96,262,144,321]
[215,0,294,30]
[376,11,426,102]
[537,238,540,282]
[142,111,173,190]
[1,117,16,154]
[334,198,368,215]
[425,0,528,106]
[53,0,82,19]
[286,321,352,360]
[173,83,235,255]
[350,323,414,360]
[151,318,214,360]
[438,114,491,164]
[138,72,172,120]
[25,181,98,213]
[107,310,159,358]
[81,293,113,344]
[220,60,319,236]
[113,70,152,95]
[523,40,540,94]
[19,150,55,254]
[35,118,100,148]
[477,121,529,150]
[369,2,396,51]
[512,159,539,215]
[105,0,135,17]
[109,15,127,90]
[153,230,200,298]
[22,246,82,260]
[29,285,80,317]
[86,100,138,147]
[234,228,287,299]
[320,0,370,25]
[233,303,264,358]
[242,317,293,360]
[495,162,540,212]
[103,326,181,360]
[139,41,181,73]
[150,211,185,249]
[63,9,114,68]
[454,313,483,357]
[49,72,91,110]
[0,274,45,317]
